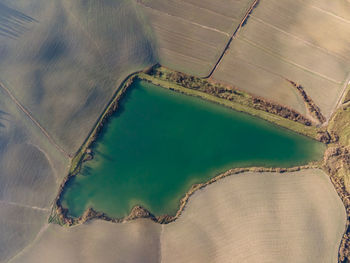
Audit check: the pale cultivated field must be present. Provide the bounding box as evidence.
[0,83,68,262]
[305,0,350,21]
[210,41,308,115]
[161,169,346,263]
[11,169,346,263]
[0,1,348,262]
[11,220,161,263]
[183,0,255,19]
[213,0,350,120]
[252,0,350,59]
[0,0,152,261]
[157,48,214,77]
[0,0,154,260]
[139,0,255,77]
[140,6,228,76]
[141,0,236,34]
[0,0,157,155]
[0,204,48,263]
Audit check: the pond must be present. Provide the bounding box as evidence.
[61,79,325,218]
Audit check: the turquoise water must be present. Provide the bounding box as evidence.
[61,80,325,218]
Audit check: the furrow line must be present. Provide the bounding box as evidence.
[0,82,71,159]
[159,47,212,64]
[239,37,342,85]
[137,1,230,37]
[177,0,236,20]
[250,15,350,62]
[308,4,350,25]
[151,23,221,50]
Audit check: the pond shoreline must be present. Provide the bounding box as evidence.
[51,165,320,226]
[50,65,329,226]
[48,65,350,262]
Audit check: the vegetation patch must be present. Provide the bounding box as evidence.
[343,84,350,105]
[321,88,350,262]
[142,66,326,140]
[286,79,326,124]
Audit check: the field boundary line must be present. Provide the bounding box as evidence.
[0,82,71,159]
[0,200,49,212]
[137,1,230,37]
[206,0,260,78]
[250,15,350,62]
[239,37,342,85]
[309,5,350,25]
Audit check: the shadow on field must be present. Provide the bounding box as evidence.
[0,2,37,39]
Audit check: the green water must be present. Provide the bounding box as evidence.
[61,80,325,218]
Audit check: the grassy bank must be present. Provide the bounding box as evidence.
[321,83,350,262]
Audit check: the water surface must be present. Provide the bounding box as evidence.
[61,80,325,218]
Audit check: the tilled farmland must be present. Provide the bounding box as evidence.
[138,0,256,76]
[213,0,350,120]
[10,169,346,263]
[0,0,349,262]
